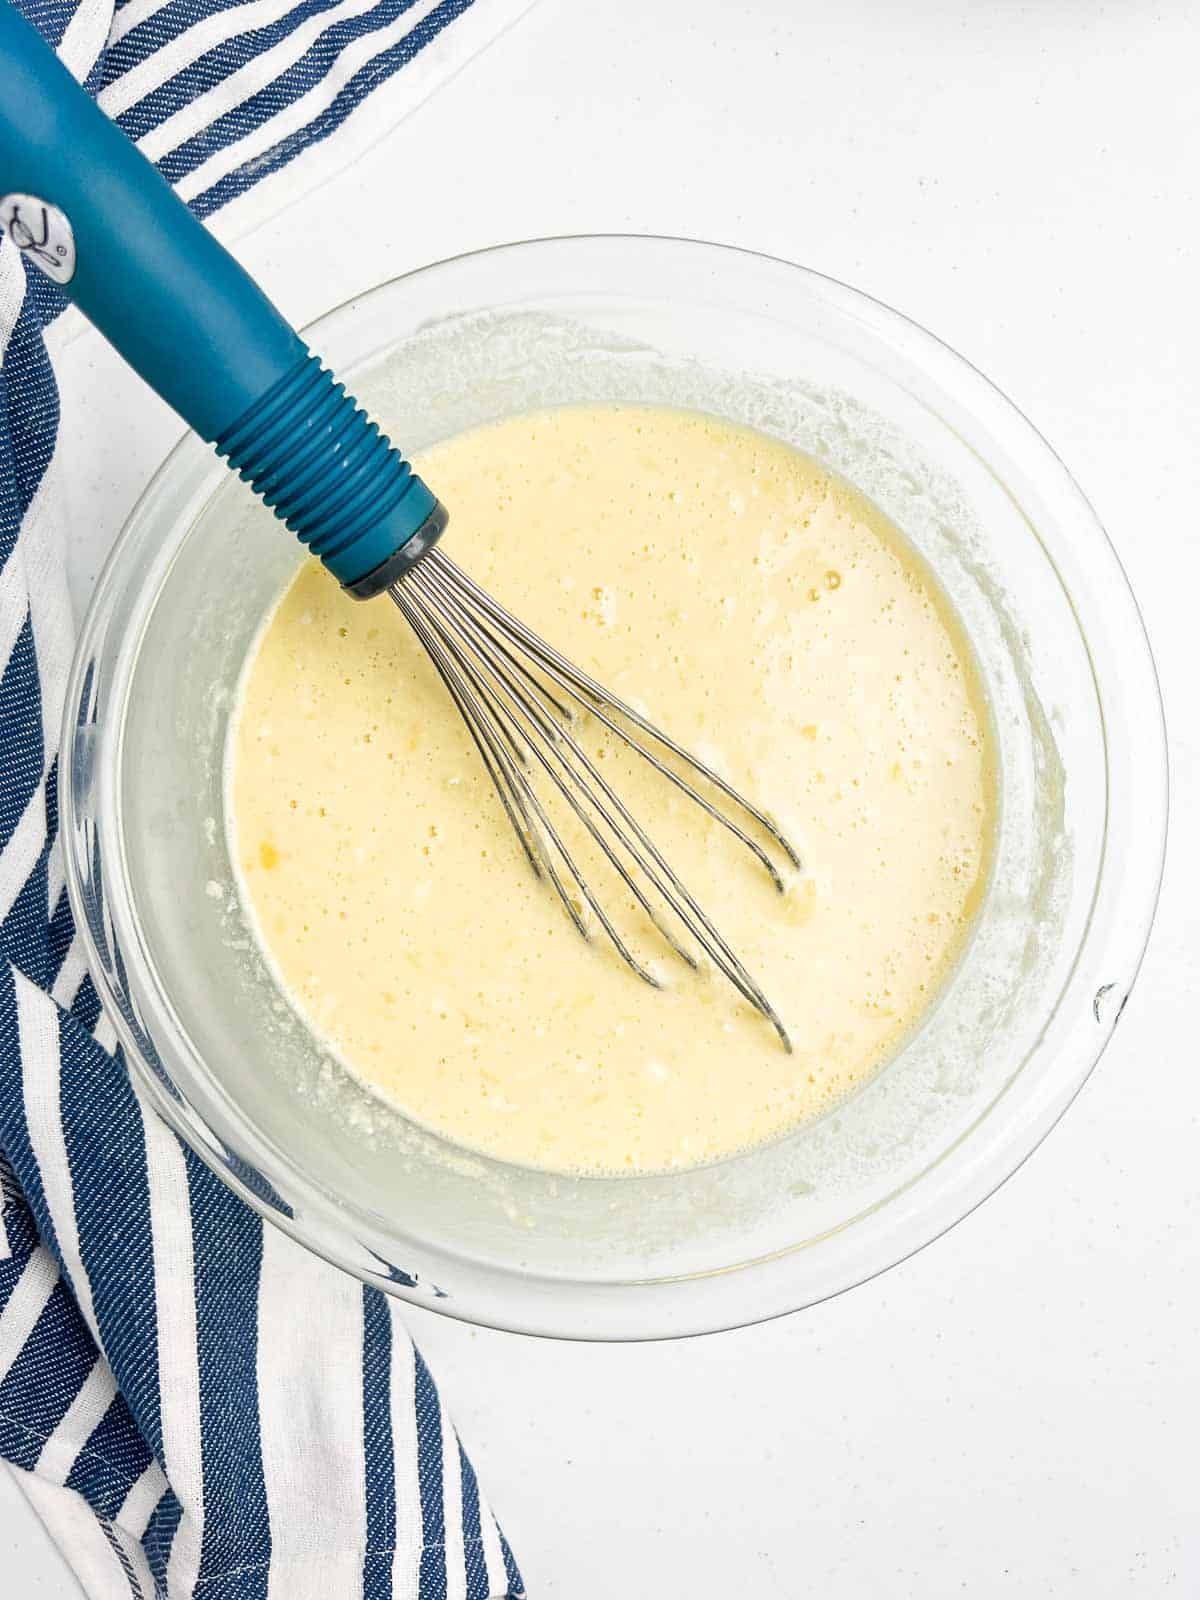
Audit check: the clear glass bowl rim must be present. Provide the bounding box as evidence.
[61,233,1169,1340]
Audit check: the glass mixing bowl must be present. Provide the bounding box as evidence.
[62,235,1167,1339]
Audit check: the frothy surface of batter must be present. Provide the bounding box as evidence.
[231,406,994,1173]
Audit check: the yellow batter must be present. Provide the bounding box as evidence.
[230,406,994,1174]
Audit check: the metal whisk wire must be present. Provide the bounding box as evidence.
[390,549,799,1050]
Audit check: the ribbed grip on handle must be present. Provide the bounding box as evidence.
[215,354,446,595]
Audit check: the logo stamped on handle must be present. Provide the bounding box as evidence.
[1,193,76,285]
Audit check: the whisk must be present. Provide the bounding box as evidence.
[0,6,799,1046]
[393,551,799,1046]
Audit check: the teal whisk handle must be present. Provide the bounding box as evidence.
[0,4,445,596]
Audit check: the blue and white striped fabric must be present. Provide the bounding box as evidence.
[0,1,530,1594]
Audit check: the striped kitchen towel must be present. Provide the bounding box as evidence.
[0,0,531,1595]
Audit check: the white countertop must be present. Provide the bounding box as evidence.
[7,0,1198,1593]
